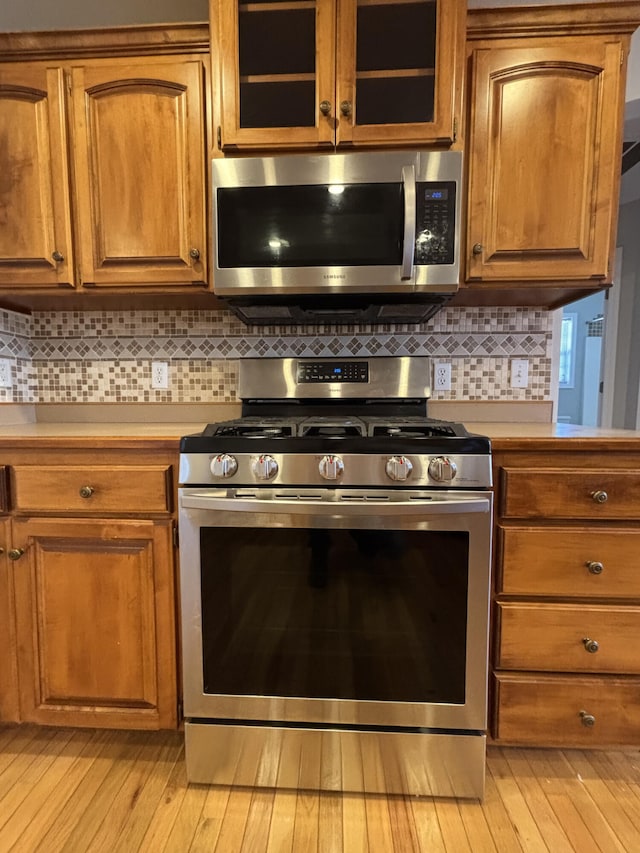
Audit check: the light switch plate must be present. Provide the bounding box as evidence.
[510,359,529,388]
[0,358,12,388]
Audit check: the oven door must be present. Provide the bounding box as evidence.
[179,488,491,732]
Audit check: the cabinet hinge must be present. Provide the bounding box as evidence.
[621,47,625,66]
[453,116,458,142]
[173,525,179,549]
[217,126,222,149]
[65,72,72,97]
[177,698,184,721]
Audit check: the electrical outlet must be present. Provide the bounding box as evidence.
[151,361,169,389]
[434,363,452,391]
[510,359,529,389]
[0,358,12,388]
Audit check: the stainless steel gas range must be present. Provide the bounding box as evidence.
[178,357,492,798]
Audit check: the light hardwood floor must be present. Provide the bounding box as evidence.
[0,725,639,852]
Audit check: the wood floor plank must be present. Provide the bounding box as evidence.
[0,726,61,806]
[581,750,640,834]
[137,748,191,853]
[456,798,499,853]
[110,733,185,853]
[409,796,446,853]
[562,749,640,852]
[479,757,525,852]
[523,749,612,853]
[434,799,472,853]
[37,730,150,852]
[501,748,574,852]
[0,728,74,828]
[265,789,298,853]
[240,788,278,853]
[0,728,107,851]
[317,792,343,853]
[487,748,548,852]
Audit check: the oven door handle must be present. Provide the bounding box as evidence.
[181,493,491,516]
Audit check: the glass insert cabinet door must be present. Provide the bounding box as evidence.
[215,0,465,149]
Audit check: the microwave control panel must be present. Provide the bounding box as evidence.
[414,182,456,265]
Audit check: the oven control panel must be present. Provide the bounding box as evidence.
[296,361,369,383]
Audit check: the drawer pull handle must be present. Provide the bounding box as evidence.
[579,710,596,728]
[582,637,599,654]
[586,560,604,575]
[79,485,95,499]
[8,548,24,561]
[591,490,608,504]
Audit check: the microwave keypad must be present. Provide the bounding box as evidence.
[415,182,456,265]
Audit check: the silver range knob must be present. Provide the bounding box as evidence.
[385,455,413,481]
[319,454,344,480]
[210,453,238,478]
[428,455,458,483]
[251,454,279,481]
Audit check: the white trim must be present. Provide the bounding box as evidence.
[600,247,623,427]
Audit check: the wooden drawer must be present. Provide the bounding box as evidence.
[496,602,640,673]
[11,465,172,514]
[497,526,640,598]
[494,673,640,746]
[500,467,640,519]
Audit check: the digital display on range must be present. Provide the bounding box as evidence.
[297,361,369,383]
[424,188,449,201]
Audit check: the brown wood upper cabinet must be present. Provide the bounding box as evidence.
[466,39,622,284]
[463,3,640,303]
[213,0,465,150]
[0,53,207,290]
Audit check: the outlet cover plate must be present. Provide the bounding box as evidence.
[151,361,169,389]
[510,359,529,388]
[434,363,452,391]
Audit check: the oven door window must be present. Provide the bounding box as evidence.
[200,527,468,704]
[216,184,404,268]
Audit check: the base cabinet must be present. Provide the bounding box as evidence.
[0,447,179,729]
[492,446,640,747]
[0,517,20,722]
[11,517,176,729]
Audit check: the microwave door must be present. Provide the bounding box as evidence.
[213,152,422,295]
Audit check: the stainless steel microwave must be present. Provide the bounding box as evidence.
[211,151,463,325]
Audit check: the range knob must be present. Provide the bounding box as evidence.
[251,454,279,481]
[428,456,458,483]
[385,455,413,481]
[210,453,238,478]
[319,455,344,480]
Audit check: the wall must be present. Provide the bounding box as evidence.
[0,307,553,406]
[614,198,640,428]
[0,0,207,30]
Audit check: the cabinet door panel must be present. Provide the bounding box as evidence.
[218,0,336,149]
[337,0,463,146]
[13,517,176,729]
[467,41,622,281]
[0,518,19,722]
[71,58,206,287]
[0,64,74,288]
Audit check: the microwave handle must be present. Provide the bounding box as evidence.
[401,165,416,280]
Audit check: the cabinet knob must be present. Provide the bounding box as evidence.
[0,547,4,555]
[79,485,95,499]
[52,250,64,262]
[189,248,200,261]
[8,548,24,561]
[579,710,596,728]
[340,100,352,117]
[582,637,599,654]
[586,560,604,575]
[591,490,608,504]
[319,100,332,116]
[472,243,483,255]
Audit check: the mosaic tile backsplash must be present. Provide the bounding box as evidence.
[0,307,554,404]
